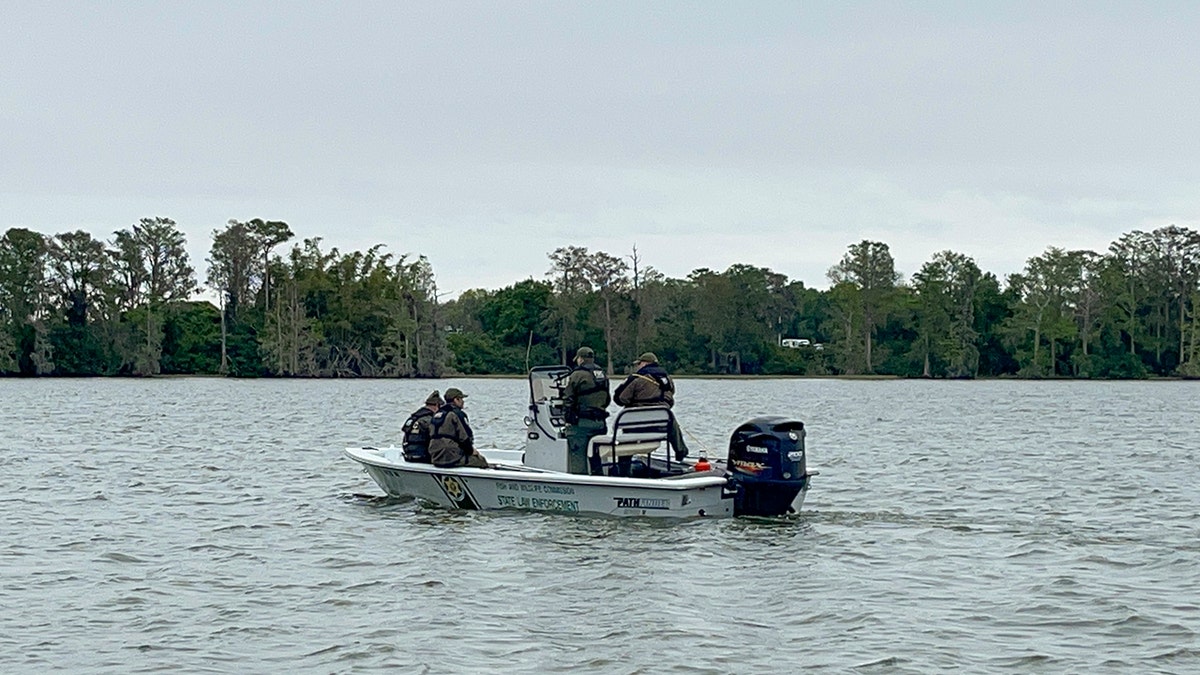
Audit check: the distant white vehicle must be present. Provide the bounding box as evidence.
[780,338,811,349]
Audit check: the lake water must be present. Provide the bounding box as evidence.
[2,377,1199,673]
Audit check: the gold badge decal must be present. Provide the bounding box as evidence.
[441,476,465,502]
[434,474,478,509]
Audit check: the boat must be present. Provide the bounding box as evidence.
[344,366,816,518]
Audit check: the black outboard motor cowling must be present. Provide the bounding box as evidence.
[726,416,808,516]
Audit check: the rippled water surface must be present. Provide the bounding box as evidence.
[2,377,1199,673]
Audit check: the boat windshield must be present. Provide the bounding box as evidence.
[528,366,570,403]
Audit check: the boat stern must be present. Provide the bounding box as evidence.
[725,417,811,516]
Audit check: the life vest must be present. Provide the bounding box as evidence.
[401,407,435,461]
[430,405,473,448]
[566,363,611,423]
[615,364,673,405]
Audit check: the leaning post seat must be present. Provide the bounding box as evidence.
[588,405,675,473]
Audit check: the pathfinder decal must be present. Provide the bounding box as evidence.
[613,496,670,510]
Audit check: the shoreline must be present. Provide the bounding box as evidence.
[2,373,1194,382]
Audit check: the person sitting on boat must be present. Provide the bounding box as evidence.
[429,387,490,469]
[562,346,611,475]
[614,352,690,462]
[401,390,443,462]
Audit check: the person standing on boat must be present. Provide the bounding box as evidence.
[400,390,443,463]
[562,346,611,475]
[429,388,489,469]
[614,352,689,461]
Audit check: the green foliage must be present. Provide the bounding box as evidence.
[47,323,120,375]
[478,279,553,346]
[223,322,264,377]
[762,344,830,375]
[446,331,557,374]
[644,278,709,373]
[974,274,1018,376]
[1089,349,1149,379]
[0,322,17,374]
[912,250,982,377]
[827,240,899,373]
[161,302,222,374]
[0,228,48,332]
[688,264,786,373]
[4,220,1200,380]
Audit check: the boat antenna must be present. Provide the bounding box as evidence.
[680,424,713,458]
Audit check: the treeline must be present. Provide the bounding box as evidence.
[0,219,442,377]
[2,221,1198,379]
[442,228,1200,379]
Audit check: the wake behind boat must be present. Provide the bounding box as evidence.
[344,366,816,518]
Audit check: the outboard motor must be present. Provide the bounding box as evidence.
[726,416,808,516]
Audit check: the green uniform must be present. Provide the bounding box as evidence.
[562,360,611,475]
[429,404,488,468]
[614,362,689,461]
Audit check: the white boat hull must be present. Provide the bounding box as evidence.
[345,446,747,518]
[345,367,814,519]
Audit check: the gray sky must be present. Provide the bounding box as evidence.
[4,1,1200,296]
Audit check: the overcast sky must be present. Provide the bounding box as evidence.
[4,1,1200,296]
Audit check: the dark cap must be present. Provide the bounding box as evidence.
[575,346,595,359]
[634,352,658,364]
[425,390,444,406]
[444,387,467,401]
